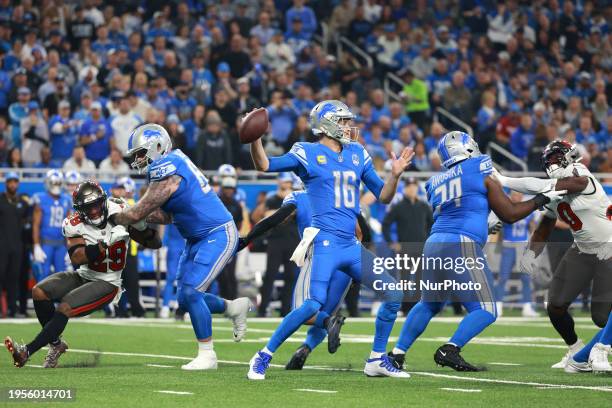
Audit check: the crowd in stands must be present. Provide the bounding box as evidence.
[0,0,609,177]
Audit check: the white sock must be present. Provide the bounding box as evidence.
[198,340,213,354]
[369,351,383,359]
[262,346,273,356]
[392,347,405,355]
[569,340,582,350]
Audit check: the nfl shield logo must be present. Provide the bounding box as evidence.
[352,154,359,166]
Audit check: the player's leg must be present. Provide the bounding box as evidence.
[286,270,352,369]
[355,244,408,378]
[434,236,497,372]
[547,247,595,368]
[495,245,515,316]
[520,272,538,316]
[248,241,336,380]
[161,245,181,317]
[567,311,612,373]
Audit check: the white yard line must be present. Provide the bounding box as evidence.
[440,387,482,393]
[294,389,337,394]
[156,390,193,395]
[146,364,173,368]
[488,362,522,366]
[61,347,612,393]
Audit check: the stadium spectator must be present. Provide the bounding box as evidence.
[62,145,95,174]
[110,93,142,157]
[250,11,275,45]
[285,0,317,38]
[442,71,471,122]
[78,101,113,165]
[267,90,298,148]
[20,101,48,166]
[510,113,535,163]
[98,147,130,176]
[400,69,429,132]
[196,111,233,170]
[263,30,295,74]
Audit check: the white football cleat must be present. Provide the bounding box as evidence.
[225,297,251,342]
[521,303,539,317]
[552,340,584,369]
[564,357,592,373]
[247,350,272,380]
[496,302,503,317]
[589,343,612,373]
[181,350,218,370]
[364,355,410,378]
[160,306,170,319]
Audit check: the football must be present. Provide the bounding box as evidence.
[238,107,269,144]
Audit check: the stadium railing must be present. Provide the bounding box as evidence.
[336,34,373,70]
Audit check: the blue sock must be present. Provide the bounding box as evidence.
[203,293,226,314]
[599,312,612,345]
[449,308,496,348]
[304,326,327,350]
[178,284,212,340]
[396,302,438,352]
[266,299,321,353]
[313,311,329,328]
[373,302,400,353]
[573,330,602,363]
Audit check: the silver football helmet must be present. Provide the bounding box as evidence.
[309,100,358,144]
[437,131,481,168]
[126,123,172,173]
[45,169,64,196]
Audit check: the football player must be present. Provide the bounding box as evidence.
[32,170,73,282]
[247,100,413,380]
[4,181,161,368]
[238,180,371,370]
[515,140,612,371]
[387,131,566,372]
[64,170,82,196]
[111,123,252,370]
[566,311,612,373]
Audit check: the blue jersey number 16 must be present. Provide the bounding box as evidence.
[333,170,356,208]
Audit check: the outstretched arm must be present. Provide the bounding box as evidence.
[250,138,270,171]
[238,203,296,251]
[379,148,414,204]
[484,176,564,223]
[146,208,172,224]
[493,170,589,195]
[112,175,181,225]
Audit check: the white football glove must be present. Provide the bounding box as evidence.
[541,189,567,203]
[33,244,47,263]
[487,212,502,235]
[108,225,130,245]
[519,248,538,276]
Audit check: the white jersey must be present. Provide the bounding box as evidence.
[62,200,130,287]
[542,163,612,258]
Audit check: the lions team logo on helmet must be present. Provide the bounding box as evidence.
[437,131,480,169]
[309,100,359,145]
[127,123,173,173]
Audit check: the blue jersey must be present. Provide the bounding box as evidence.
[426,155,493,245]
[147,149,233,240]
[282,190,312,238]
[269,142,384,240]
[503,213,534,242]
[33,192,72,241]
[163,223,186,248]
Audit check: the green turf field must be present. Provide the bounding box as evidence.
[1,314,610,407]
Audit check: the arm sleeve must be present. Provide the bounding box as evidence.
[268,146,306,174]
[148,159,178,182]
[361,148,384,197]
[493,169,558,195]
[357,212,372,243]
[243,203,296,244]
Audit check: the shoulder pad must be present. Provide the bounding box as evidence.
[62,214,83,238]
[476,155,493,175]
[289,142,309,167]
[149,158,178,182]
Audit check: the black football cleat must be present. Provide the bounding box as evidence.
[285,345,311,370]
[326,314,346,354]
[433,344,484,372]
[4,336,29,368]
[387,351,406,370]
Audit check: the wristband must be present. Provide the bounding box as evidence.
[533,193,549,208]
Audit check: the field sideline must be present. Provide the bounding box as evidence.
[1,316,610,407]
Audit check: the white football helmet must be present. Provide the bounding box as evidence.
[45,169,64,196]
[218,164,237,178]
[309,100,358,144]
[64,170,82,194]
[126,123,172,173]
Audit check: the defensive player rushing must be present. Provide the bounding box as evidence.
[515,140,612,371]
[111,123,251,370]
[387,131,567,372]
[238,180,371,369]
[32,170,73,282]
[5,181,161,368]
[247,100,413,380]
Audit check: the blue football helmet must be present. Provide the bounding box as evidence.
[309,100,358,144]
[437,131,481,169]
[126,123,172,173]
